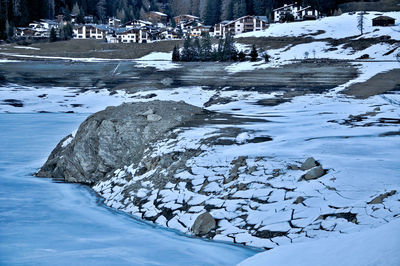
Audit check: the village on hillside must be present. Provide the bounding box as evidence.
[12,2,330,44]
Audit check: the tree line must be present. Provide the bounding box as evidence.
[172,33,269,63]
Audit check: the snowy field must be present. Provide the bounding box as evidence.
[238,11,400,40]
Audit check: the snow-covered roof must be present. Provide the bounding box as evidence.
[297,6,313,12]
[151,11,168,17]
[373,15,396,21]
[273,3,300,12]
[174,14,200,19]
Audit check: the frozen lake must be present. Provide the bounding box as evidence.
[0,113,257,265]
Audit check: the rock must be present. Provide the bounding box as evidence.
[36,101,204,183]
[192,212,216,236]
[357,54,370,60]
[300,157,318,171]
[368,190,396,204]
[147,114,162,122]
[224,156,247,184]
[293,196,305,204]
[288,164,300,170]
[302,166,325,181]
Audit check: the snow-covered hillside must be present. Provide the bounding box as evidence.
[238,11,400,40]
[239,218,400,266]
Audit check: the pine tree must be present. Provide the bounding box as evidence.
[204,0,221,25]
[200,32,212,61]
[181,36,194,61]
[49,27,57,42]
[222,32,236,61]
[238,50,246,61]
[172,45,180,62]
[357,11,365,35]
[193,38,201,60]
[97,0,107,24]
[233,0,247,19]
[250,44,258,61]
[72,2,80,15]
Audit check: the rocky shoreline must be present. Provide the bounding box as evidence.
[36,98,400,249]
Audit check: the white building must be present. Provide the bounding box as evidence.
[108,17,121,27]
[115,28,151,43]
[273,3,320,23]
[190,25,211,37]
[213,20,230,38]
[73,24,109,39]
[124,20,153,28]
[223,16,269,36]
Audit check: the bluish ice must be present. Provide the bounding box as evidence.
[0,113,257,265]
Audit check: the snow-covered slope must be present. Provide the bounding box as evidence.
[238,11,400,40]
[239,218,400,266]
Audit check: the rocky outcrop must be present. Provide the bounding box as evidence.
[36,101,205,183]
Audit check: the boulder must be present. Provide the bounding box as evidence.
[36,101,204,184]
[303,166,325,181]
[300,157,318,171]
[192,212,216,236]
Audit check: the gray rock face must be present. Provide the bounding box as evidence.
[300,157,318,170]
[303,166,325,181]
[36,101,204,184]
[192,212,216,236]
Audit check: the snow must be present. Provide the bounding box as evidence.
[238,12,400,40]
[13,46,41,50]
[134,52,181,71]
[0,52,124,62]
[239,218,400,266]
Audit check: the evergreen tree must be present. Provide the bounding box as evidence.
[6,21,14,40]
[64,6,72,22]
[233,0,247,19]
[97,0,107,23]
[193,38,201,60]
[76,8,85,24]
[357,11,365,35]
[61,23,73,40]
[250,44,258,61]
[181,36,194,61]
[72,2,80,15]
[222,32,236,61]
[172,45,180,62]
[238,50,246,61]
[49,27,57,42]
[203,0,221,25]
[200,32,212,61]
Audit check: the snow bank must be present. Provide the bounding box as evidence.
[134,52,181,71]
[239,218,400,266]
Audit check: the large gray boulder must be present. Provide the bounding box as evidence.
[192,212,216,236]
[36,101,204,184]
[300,157,318,171]
[303,166,325,181]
